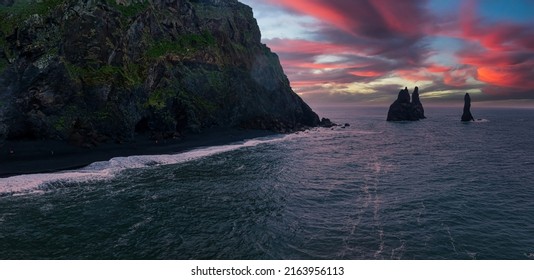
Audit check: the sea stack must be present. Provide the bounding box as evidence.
[461,93,475,122]
[386,87,426,121]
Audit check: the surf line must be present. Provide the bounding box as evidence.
[0,134,291,194]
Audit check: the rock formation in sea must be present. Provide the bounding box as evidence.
[0,0,320,146]
[411,86,425,119]
[386,86,426,121]
[461,93,475,122]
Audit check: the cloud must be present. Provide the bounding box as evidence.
[258,2,432,97]
[266,0,429,38]
[255,0,438,102]
[452,0,534,93]
[243,0,534,103]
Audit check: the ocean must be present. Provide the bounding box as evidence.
[1,106,534,259]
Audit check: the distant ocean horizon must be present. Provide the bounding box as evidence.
[1,105,534,259]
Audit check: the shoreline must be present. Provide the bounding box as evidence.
[0,128,277,178]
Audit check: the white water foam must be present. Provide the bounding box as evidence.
[0,134,291,195]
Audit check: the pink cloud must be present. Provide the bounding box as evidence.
[267,0,428,38]
[349,70,383,78]
[427,65,452,73]
[256,0,534,100]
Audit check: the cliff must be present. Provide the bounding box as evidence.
[386,86,426,121]
[0,0,319,146]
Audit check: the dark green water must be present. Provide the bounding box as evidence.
[1,106,534,259]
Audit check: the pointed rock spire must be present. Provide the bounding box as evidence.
[461,93,475,122]
[398,87,411,103]
[411,86,425,119]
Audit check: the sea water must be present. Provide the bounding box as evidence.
[1,106,534,259]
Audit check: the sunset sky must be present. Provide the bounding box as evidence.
[240,0,534,106]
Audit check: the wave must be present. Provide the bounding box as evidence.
[0,134,290,195]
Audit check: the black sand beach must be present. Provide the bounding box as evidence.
[0,129,276,178]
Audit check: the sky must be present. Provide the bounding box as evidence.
[239,0,534,106]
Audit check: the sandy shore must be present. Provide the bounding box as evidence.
[0,128,276,178]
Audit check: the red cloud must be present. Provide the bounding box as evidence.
[477,66,534,89]
[453,0,534,93]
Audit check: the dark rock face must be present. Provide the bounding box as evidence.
[318,118,336,128]
[386,86,426,121]
[0,0,319,145]
[0,0,14,6]
[461,93,475,122]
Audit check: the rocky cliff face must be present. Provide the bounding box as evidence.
[386,86,426,121]
[0,0,319,145]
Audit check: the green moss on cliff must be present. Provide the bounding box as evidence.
[105,0,150,19]
[64,60,145,88]
[147,88,174,110]
[0,0,64,35]
[52,115,67,133]
[50,105,80,137]
[146,31,216,58]
[146,84,217,130]
[121,62,145,87]
[0,58,8,73]
[65,62,120,85]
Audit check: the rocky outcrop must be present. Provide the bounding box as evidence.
[0,0,319,146]
[318,118,336,128]
[461,93,475,122]
[386,86,426,121]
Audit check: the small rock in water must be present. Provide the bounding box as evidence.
[319,118,337,128]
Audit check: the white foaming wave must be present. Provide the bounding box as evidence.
[0,170,113,195]
[0,134,290,194]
